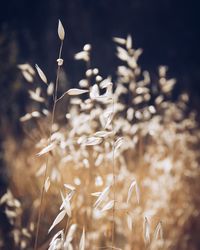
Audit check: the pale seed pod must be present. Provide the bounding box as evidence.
[58,19,65,40]
[35,64,48,84]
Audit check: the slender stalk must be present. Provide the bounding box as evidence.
[111,94,115,248]
[85,53,92,230]
[34,40,64,250]
[138,132,143,167]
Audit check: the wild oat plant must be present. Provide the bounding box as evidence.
[1,20,200,250]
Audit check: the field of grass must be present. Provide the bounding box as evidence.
[1,20,200,250]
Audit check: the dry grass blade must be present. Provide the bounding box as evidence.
[91,192,101,197]
[47,82,54,96]
[36,164,46,177]
[94,186,110,209]
[64,184,76,191]
[126,34,132,50]
[65,224,77,246]
[44,176,50,192]
[36,142,56,157]
[49,230,64,249]
[18,63,35,83]
[135,181,140,204]
[127,180,136,204]
[114,137,124,150]
[89,84,99,99]
[99,77,112,89]
[104,110,113,129]
[58,19,65,40]
[21,70,34,82]
[94,131,113,138]
[20,113,32,122]
[81,137,103,146]
[127,214,133,231]
[116,46,129,61]
[75,51,89,61]
[113,37,126,45]
[162,79,176,93]
[0,190,12,205]
[35,64,48,84]
[31,111,41,118]
[154,221,163,240]
[60,191,72,217]
[144,217,150,244]
[66,88,89,96]
[17,63,35,74]
[29,89,45,103]
[101,200,114,213]
[56,88,89,102]
[48,210,66,233]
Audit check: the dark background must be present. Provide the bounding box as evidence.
[0,0,200,129]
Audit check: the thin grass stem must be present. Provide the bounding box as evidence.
[34,40,64,250]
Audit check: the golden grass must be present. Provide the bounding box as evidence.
[1,21,200,250]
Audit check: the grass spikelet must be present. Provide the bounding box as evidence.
[127,180,136,204]
[93,186,110,209]
[44,176,50,192]
[35,64,48,84]
[58,19,65,40]
[101,200,114,213]
[144,216,150,245]
[66,88,89,95]
[60,191,72,218]
[48,210,67,233]
[36,142,56,156]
